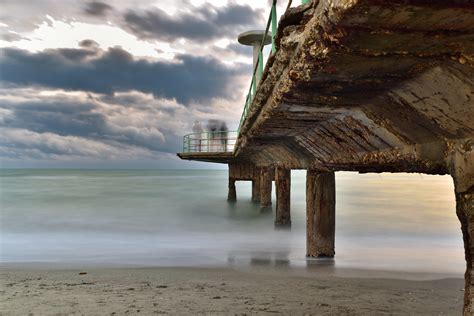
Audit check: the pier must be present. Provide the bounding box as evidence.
[178,0,474,313]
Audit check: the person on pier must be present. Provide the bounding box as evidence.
[192,121,203,152]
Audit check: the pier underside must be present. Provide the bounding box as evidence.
[233,2,473,312]
[236,0,474,174]
[177,152,234,164]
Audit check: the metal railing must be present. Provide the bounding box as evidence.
[238,0,311,134]
[182,131,238,153]
[238,0,278,133]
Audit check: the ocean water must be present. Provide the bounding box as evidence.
[0,169,465,276]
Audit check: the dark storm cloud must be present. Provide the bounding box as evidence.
[123,4,263,42]
[78,39,100,49]
[83,1,113,16]
[1,100,106,138]
[0,95,182,154]
[0,46,245,104]
[227,43,252,56]
[0,33,28,42]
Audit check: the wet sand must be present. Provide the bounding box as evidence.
[0,264,464,315]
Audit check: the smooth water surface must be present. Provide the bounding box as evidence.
[0,169,464,275]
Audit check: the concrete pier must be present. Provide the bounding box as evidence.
[306,170,335,258]
[456,186,474,314]
[227,178,236,202]
[260,167,273,212]
[179,1,474,312]
[275,167,291,227]
[251,176,261,203]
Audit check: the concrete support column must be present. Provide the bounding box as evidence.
[306,169,335,257]
[251,176,261,203]
[252,43,262,82]
[448,141,474,315]
[456,186,474,315]
[275,167,291,227]
[227,178,236,202]
[260,167,273,211]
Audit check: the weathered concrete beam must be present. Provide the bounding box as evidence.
[229,163,258,180]
[275,167,291,227]
[260,167,274,211]
[177,152,235,164]
[306,169,336,257]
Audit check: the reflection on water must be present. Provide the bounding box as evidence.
[0,169,464,277]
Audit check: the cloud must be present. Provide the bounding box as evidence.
[226,43,253,56]
[0,46,246,104]
[83,1,114,16]
[78,39,100,49]
[123,3,263,42]
[0,85,244,165]
[3,99,106,138]
[0,0,172,34]
[0,1,266,168]
[0,90,183,153]
[0,32,29,42]
[0,127,125,159]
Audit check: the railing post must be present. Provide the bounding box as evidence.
[182,131,238,153]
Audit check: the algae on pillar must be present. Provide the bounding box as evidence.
[275,167,291,227]
[306,169,335,257]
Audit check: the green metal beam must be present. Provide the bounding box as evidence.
[271,4,277,54]
[237,0,280,135]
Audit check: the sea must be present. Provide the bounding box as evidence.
[0,169,465,277]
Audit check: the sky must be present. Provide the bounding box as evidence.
[0,0,296,169]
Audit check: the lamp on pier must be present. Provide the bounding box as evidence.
[237,30,272,83]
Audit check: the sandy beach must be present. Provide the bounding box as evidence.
[0,264,464,315]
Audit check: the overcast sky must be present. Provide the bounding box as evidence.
[0,0,295,169]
